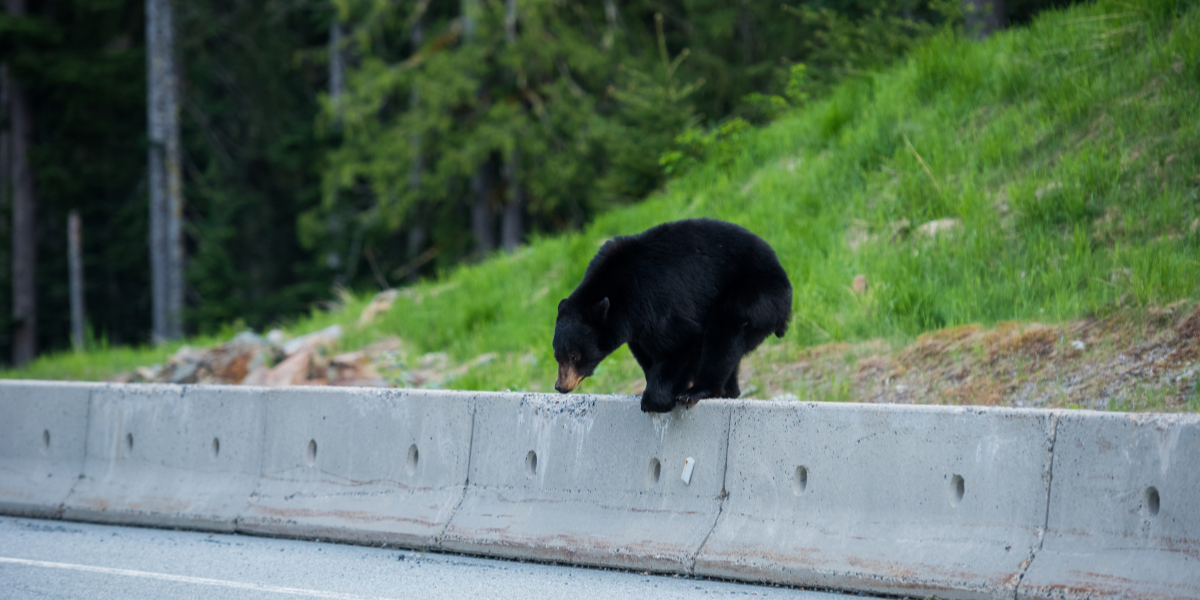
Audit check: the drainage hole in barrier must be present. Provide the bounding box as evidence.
[42,429,50,452]
[525,451,538,479]
[307,439,318,466]
[950,474,965,507]
[792,466,808,496]
[212,438,220,458]
[407,444,420,475]
[125,433,134,454]
[648,458,661,486]
[1145,486,1160,517]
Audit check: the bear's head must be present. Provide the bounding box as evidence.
[552,296,610,393]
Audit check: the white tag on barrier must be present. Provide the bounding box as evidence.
[681,457,696,485]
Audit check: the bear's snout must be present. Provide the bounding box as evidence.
[556,364,584,393]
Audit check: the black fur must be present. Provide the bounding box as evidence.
[552,218,793,413]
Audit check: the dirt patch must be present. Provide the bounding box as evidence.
[744,301,1200,412]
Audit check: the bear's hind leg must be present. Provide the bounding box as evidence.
[677,319,745,404]
[678,292,776,405]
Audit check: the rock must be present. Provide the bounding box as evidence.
[207,332,266,383]
[168,345,204,366]
[1035,182,1062,200]
[851,274,869,294]
[230,330,264,346]
[266,328,287,347]
[210,350,256,383]
[328,351,387,387]
[135,365,164,382]
[282,324,342,356]
[916,218,960,239]
[359,289,399,325]
[330,350,366,365]
[240,366,271,386]
[1071,340,1086,351]
[263,350,314,386]
[169,360,199,384]
[419,352,449,371]
[845,222,871,252]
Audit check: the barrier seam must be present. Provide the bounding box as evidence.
[57,383,98,521]
[433,394,477,552]
[1012,411,1059,600]
[688,403,734,576]
[233,386,273,533]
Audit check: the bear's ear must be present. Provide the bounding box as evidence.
[590,297,610,323]
[558,298,567,313]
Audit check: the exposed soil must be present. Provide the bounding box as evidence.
[741,301,1200,412]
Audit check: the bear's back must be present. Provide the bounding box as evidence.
[581,218,784,307]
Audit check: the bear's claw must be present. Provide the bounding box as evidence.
[676,388,717,406]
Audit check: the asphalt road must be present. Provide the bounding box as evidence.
[0,517,872,600]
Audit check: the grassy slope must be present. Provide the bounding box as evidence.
[10,1,1200,399]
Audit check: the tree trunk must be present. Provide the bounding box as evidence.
[0,64,8,212]
[461,0,496,258]
[407,13,425,282]
[68,210,84,352]
[4,0,37,365]
[461,0,477,39]
[470,153,498,257]
[963,0,1005,39]
[329,19,345,123]
[0,64,9,306]
[146,0,184,342]
[500,0,522,253]
[738,1,752,65]
[602,0,618,51]
[501,150,522,253]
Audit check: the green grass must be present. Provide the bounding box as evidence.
[9,0,1200,394]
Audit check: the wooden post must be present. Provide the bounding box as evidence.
[68,210,84,352]
[146,0,184,342]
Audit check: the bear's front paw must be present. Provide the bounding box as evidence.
[676,387,716,407]
[641,391,677,413]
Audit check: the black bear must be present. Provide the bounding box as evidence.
[553,218,792,412]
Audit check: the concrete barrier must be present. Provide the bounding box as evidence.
[1018,411,1200,600]
[62,384,268,531]
[4,380,1198,599]
[695,402,1056,600]
[236,387,474,549]
[439,393,731,572]
[0,381,95,517]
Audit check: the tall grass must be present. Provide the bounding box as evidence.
[10,0,1200,392]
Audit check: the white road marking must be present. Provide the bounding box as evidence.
[0,556,398,600]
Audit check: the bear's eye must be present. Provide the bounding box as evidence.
[571,353,581,362]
